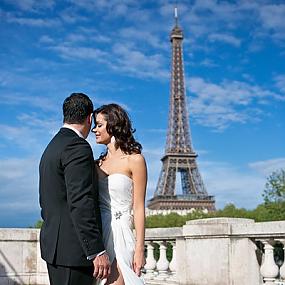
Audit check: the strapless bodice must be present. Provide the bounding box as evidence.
[98,173,133,215]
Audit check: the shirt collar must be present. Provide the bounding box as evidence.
[63,123,84,139]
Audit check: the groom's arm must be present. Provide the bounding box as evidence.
[62,138,105,257]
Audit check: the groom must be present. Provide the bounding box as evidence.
[39,93,110,285]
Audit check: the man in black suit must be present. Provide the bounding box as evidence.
[39,93,110,285]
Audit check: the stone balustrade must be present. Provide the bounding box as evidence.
[144,218,285,285]
[144,227,181,284]
[0,218,285,285]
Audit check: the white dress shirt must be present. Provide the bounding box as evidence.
[63,123,84,138]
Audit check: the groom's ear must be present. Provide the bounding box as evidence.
[87,113,93,125]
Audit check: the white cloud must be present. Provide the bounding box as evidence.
[6,15,60,27]
[187,77,284,131]
[65,33,87,43]
[68,0,138,17]
[0,157,37,180]
[44,24,169,80]
[0,157,39,213]
[0,124,46,151]
[17,113,60,133]
[259,4,285,40]
[0,112,60,153]
[2,0,55,12]
[39,35,55,44]
[200,160,265,209]
[60,7,89,24]
[111,43,169,80]
[50,45,109,62]
[199,59,219,67]
[208,33,241,47]
[274,74,285,94]
[0,69,75,102]
[77,27,112,43]
[249,158,285,176]
[119,27,168,51]
[145,129,166,134]
[0,92,59,112]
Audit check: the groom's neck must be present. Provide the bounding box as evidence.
[63,123,87,139]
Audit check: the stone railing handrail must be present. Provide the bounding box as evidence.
[0,228,39,241]
[145,227,182,241]
[183,217,285,239]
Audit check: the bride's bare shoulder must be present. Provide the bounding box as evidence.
[128,153,146,165]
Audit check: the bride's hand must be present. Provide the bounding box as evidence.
[133,247,145,276]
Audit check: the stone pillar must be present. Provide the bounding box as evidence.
[260,241,279,285]
[144,241,156,279]
[156,241,169,280]
[176,218,262,285]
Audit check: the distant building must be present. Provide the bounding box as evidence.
[147,8,215,215]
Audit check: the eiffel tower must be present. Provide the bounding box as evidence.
[147,8,215,212]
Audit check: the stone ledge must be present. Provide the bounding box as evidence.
[182,218,285,239]
[0,229,39,241]
[145,227,182,240]
[186,217,255,225]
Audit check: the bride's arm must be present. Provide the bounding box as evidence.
[130,154,147,276]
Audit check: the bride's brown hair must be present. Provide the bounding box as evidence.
[93,103,142,161]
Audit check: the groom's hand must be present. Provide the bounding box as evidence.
[93,253,111,280]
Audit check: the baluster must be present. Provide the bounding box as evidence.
[156,241,169,280]
[260,240,279,285]
[144,241,156,280]
[169,241,177,280]
[279,240,285,281]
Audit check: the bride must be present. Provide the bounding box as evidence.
[92,103,147,285]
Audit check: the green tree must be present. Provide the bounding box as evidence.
[34,220,43,228]
[263,169,285,203]
[260,169,285,221]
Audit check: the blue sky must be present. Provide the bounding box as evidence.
[0,0,284,227]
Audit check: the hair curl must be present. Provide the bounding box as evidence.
[93,104,142,160]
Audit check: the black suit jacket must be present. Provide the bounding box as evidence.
[39,128,105,266]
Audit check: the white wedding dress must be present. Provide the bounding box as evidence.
[94,173,145,285]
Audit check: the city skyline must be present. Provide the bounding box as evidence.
[0,0,284,227]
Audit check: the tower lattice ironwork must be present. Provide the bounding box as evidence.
[148,8,215,212]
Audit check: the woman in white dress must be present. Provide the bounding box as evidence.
[91,103,147,285]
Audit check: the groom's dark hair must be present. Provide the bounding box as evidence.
[63,93,93,124]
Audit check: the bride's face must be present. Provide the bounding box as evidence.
[93,113,111,145]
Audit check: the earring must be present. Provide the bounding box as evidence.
[111,136,116,143]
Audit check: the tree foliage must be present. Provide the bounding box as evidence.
[263,169,285,203]
[145,201,285,228]
[34,220,43,228]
